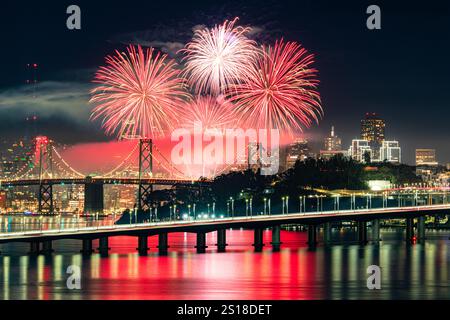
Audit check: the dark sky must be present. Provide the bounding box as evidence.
[1,0,449,164]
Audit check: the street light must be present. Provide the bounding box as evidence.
[229,197,235,217]
[245,199,249,217]
[281,196,285,214]
[285,196,289,214]
[263,198,267,215]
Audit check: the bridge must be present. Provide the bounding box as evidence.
[0,203,448,255]
[0,137,210,214]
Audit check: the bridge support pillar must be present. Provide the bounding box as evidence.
[406,218,415,243]
[38,184,53,214]
[417,216,426,242]
[81,239,93,255]
[307,225,317,248]
[41,241,53,254]
[98,237,110,256]
[216,229,227,252]
[137,235,149,256]
[371,219,381,242]
[271,225,282,252]
[29,242,40,255]
[158,233,169,255]
[323,222,332,245]
[253,228,264,252]
[357,221,368,245]
[196,232,208,253]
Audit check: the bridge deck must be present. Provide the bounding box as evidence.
[0,204,448,243]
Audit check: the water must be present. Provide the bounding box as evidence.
[0,228,449,300]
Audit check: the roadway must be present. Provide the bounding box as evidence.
[1,204,448,244]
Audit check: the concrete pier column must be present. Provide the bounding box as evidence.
[271,225,282,252]
[216,229,227,252]
[357,221,368,245]
[253,228,264,252]
[417,216,426,242]
[406,218,415,243]
[98,237,110,256]
[195,232,208,253]
[81,239,93,255]
[307,225,317,248]
[158,233,169,255]
[29,242,40,255]
[41,241,53,254]
[323,222,332,245]
[137,235,149,256]
[371,219,381,242]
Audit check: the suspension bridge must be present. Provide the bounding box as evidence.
[0,136,210,214]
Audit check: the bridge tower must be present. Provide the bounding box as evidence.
[137,138,153,211]
[35,136,54,214]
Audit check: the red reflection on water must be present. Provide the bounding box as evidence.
[78,229,313,300]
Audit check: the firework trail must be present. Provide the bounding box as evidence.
[90,45,190,139]
[226,39,322,134]
[181,17,258,96]
[182,95,236,130]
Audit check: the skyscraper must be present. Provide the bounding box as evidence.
[286,138,309,168]
[323,126,342,151]
[380,141,401,163]
[320,126,346,159]
[348,139,372,163]
[360,113,385,160]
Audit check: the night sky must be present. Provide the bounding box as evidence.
[1,0,449,164]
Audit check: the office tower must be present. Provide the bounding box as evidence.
[361,113,385,160]
[415,149,438,166]
[380,141,401,163]
[348,139,372,163]
[323,126,342,151]
[286,138,309,168]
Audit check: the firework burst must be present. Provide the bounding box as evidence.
[182,95,236,130]
[181,17,258,95]
[90,45,189,139]
[226,40,322,133]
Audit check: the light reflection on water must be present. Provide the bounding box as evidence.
[0,229,449,300]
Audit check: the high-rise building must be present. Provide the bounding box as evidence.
[323,126,342,151]
[380,141,401,163]
[286,138,309,168]
[320,126,346,159]
[415,149,438,166]
[361,113,385,160]
[348,139,372,163]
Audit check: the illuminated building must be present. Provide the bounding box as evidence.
[320,126,345,159]
[323,126,342,151]
[348,139,372,163]
[286,138,309,168]
[415,149,438,166]
[380,140,401,163]
[360,113,385,160]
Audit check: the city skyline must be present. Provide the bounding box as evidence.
[0,0,449,165]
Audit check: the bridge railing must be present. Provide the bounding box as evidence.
[0,203,449,238]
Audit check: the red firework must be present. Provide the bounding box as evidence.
[90,45,190,139]
[226,40,322,133]
[182,95,236,130]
